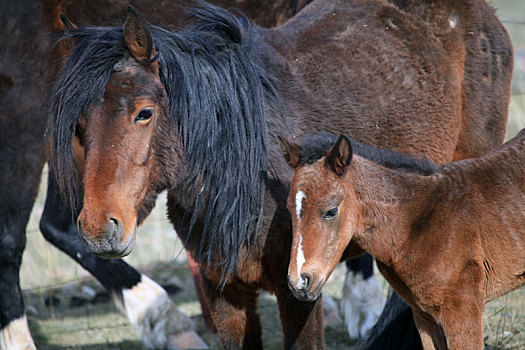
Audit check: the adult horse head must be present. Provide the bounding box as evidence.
[52,8,172,257]
[50,5,271,271]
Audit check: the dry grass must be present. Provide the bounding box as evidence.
[18,2,525,348]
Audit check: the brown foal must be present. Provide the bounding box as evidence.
[282,130,525,350]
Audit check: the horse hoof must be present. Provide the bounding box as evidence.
[117,275,206,349]
[168,331,209,349]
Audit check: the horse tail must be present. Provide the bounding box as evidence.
[361,291,422,350]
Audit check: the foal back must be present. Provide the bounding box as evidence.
[435,129,525,301]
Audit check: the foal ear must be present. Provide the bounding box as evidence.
[326,135,353,176]
[59,13,78,52]
[123,6,157,64]
[278,136,302,169]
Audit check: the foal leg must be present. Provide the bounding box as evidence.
[39,176,206,349]
[201,274,262,349]
[439,301,483,350]
[276,285,324,349]
[412,309,446,350]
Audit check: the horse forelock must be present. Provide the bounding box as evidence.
[49,4,275,284]
[49,26,127,213]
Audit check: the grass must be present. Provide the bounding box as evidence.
[20,259,525,349]
[18,3,525,349]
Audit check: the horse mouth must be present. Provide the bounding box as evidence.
[79,224,136,259]
[98,232,135,258]
[290,290,319,302]
[288,276,324,302]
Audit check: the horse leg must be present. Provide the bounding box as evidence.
[39,175,206,349]
[201,274,262,349]
[0,214,36,350]
[276,285,324,349]
[186,253,216,332]
[0,125,47,349]
[412,309,446,350]
[0,143,45,349]
[341,254,385,339]
[439,300,483,350]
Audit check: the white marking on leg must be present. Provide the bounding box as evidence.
[119,274,207,349]
[0,315,36,350]
[322,293,342,327]
[341,270,385,339]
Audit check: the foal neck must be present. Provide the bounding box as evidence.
[347,156,436,264]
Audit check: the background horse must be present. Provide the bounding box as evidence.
[48,0,512,348]
[282,130,525,349]
[0,0,311,348]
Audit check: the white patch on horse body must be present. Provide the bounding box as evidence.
[295,190,306,219]
[119,274,207,349]
[0,315,36,350]
[296,234,306,288]
[341,270,385,340]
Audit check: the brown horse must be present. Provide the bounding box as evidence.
[48,0,512,348]
[282,130,525,349]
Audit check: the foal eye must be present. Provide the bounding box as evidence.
[323,207,339,220]
[134,108,154,124]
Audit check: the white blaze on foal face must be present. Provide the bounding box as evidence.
[295,190,306,219]
[295,190,307,287]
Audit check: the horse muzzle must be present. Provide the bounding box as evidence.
[78,217,136,258]
[287,273,323,302]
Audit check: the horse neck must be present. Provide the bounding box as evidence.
[346,156,435,264]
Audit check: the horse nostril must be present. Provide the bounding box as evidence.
[301,273,312,290]
[106,218,123,241]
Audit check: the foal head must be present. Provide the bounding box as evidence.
[59,8,174,258]
[281,135,361,301]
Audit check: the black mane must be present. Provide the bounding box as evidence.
[297,131,438,175]
[48,3,278,281]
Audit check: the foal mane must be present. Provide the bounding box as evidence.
[297,131,438,175]
[49,3,278,281]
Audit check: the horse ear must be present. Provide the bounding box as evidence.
[326,135,352,176]
[123,6,157,64]
[59,13,78,52]
[278,136,301,168]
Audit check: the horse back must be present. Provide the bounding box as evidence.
[431,129,525,300]
[264,0,512,163]
[382,0,513,159]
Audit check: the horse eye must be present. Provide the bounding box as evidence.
[324,207,338,220]
[134,108,153,124]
